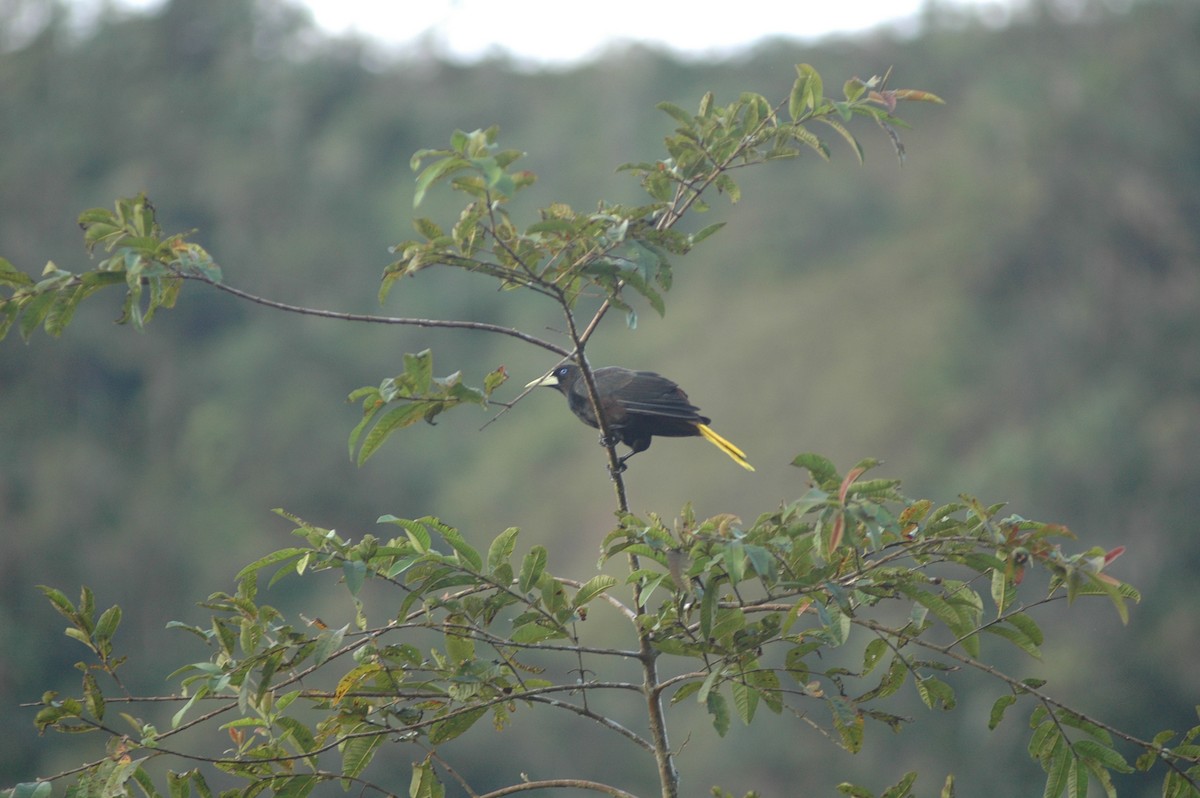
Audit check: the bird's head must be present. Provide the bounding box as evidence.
[525,363,580,394]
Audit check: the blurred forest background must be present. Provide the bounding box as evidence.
[1,0,1197,795]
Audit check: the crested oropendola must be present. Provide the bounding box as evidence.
[525,364,754,471]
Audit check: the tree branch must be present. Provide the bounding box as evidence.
[478,780,641,798]
[179,271,570,357]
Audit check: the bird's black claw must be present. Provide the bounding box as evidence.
[599,433,620,448]
[609,461,628,476]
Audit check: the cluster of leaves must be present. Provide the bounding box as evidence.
[24,508,620,798]
[0,195,220,341]
[348,350,509,465]
[608,456,1140,750]
[17,454,1180,798]
[388,67,941,327]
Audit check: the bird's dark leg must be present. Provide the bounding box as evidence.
[597,433,628,475]
[611,450,639,474]
[613,437,650,474]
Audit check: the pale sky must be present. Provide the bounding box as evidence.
[104,0,1020,64]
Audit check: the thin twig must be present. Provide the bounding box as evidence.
[178,271,570,357]
[478,780,640,798]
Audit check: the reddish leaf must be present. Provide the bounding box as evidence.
[839,467,866,505]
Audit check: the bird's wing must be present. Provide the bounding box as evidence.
[616,397,705,419]
[596,371,700,420]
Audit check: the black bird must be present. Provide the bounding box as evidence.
[525,364,754,471]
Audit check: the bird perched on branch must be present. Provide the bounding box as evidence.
[525,364,754,471]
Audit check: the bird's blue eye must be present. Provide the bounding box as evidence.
[556,366,569,376]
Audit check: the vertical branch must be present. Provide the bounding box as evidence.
[560,300,678,798]
[560,307,630,512]
[639,622,679,798]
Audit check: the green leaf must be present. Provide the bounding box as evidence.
[843,77,867,102]
[699,579,718,641]
[42,288,81,337]
[829,695,864,753]
[379,515,432,552]
[312,624,347,665]
[276,715,317,759]
[903,586,980,655]
[791,63,823,118]
[1073,740,1132,774]
[82,671,104,721]
[790,123,831,159]
[710,606,748,642]
[857,654,908,702]
[743,543,775,581]
[166,771,191,798]
[342,560,366,597]
[714,174,741,203]
[129,766,159,798]
[730,677,758,725]
[483,366,509,396]
[656,101,694,126]
[1007,612,1044,646]
[510,620,564,644]
[690,222,725,246]
[0,258,34,287]
[519,546,547,593]
[706,689,731,737]
[915,676,956,710]
[791,452,838,487]
[819,117,864,163]
[671,681,703,704]
[789,68,808,120]
[572,575,617,608]
[1068,756,1088,798]
[18,290,55,341]
[440,525,482,571]
[862,637,888,675]
[990,694,1018,730]
[1043,738,1070,798]
[984,623,1042,659]
[170,686,208,728]
[37,585,77,620]
[412,217,444,241]
[409,757,446,798]
[444,615,475,664]
[990,565,1011,613]
[429,706,486,744]
[881,771,919,798]
[341,729,384,781]
[356,402,426,465]
[487,527,519,574]
[1030,720,1059,764]
[270,775,317,798]
[235,548,308,582]
[10,782,53,798]
[413,155,467,207]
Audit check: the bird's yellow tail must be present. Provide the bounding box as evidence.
[697,424,755,471]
